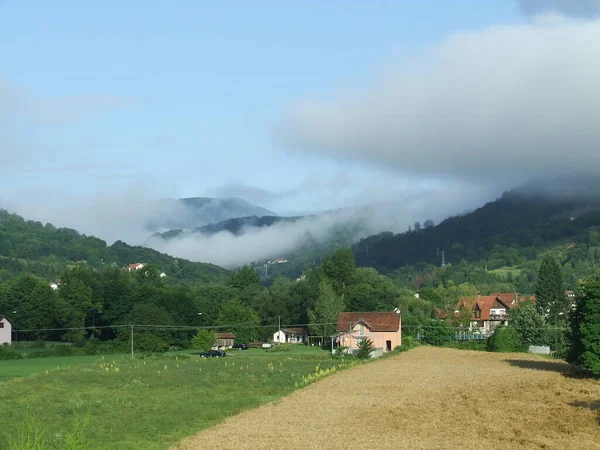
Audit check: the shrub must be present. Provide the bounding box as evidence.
[32,341,46,349]
[421,320,454,346]
[54,345,76,357]
[190,329,216,352]
[0,348,22,360]
[266,344,291,352]
[356,338,375,359]
[487,326,521,352]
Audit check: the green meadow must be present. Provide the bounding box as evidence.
[0,347,354,449]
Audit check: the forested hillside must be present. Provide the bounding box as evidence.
[354,189,600,275]
[0,209,228,283]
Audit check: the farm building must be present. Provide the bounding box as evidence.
[0,315,12,345]
[336,311,401,353]
[273,327,308,344]
[214,333,236,348]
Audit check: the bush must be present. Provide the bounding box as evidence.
[27,350,56,359]
[54,345,76,356]
[0,348,22,360]
[190,329,216,352]
[32,340,46,349]
[487,326,521,352]
[356,338,375,359]
[266,344,291,352]
[444,340,487,351]
[421,320,454,346]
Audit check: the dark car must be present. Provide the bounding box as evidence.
[197,350,226,358]
[232,343,249,350]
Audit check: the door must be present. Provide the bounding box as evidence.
[386,340,392,352]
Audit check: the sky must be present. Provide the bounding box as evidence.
[1,0,599,265]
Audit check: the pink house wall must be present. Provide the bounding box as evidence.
[339,323,401,352]
[0,318,12,345]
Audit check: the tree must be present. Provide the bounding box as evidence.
[567,277,600,375]
[424,219,434,229]
[308,280,345,337]
[421,319,454,346]
[57,275,94,343]
[535,255,569,324]
[508,302,547,347]
[414,221,422,232]
[216,299,260,343]
[191,329,216,351]
[322,248,356,297]
[486,325,520,352]
[356,337,375,359]
[119,303,174,352]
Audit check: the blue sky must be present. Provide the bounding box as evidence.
[0,0,525,214]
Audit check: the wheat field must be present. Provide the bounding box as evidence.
[174,347,600,450]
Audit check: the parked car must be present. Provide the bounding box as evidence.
[232,343,249,350]
[197,350,227,358]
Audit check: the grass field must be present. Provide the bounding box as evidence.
[0,353,126,380]
[0,346,351,449]
[176,347,600,450]
[488,266,523,279]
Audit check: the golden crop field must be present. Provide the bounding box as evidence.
[174,347,600,450]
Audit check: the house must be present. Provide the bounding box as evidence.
[214,333,235,348]
[273,327,308,344]
[159,272,167,278]
[336,311,402,353]
[128,263,146,271]
[49,279,63,290]
[0,315,12,345]
[455,293,531,335]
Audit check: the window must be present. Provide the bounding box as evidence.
[359,324,364,335]
[0,322,3,328]
[478,321,484,328]
[474,308,481,319]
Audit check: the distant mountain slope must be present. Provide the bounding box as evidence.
[353,181,600,272]
[147,197,276,231]
[154,215,304,239]
[0,209,229,283]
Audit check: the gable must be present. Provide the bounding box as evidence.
[492,299,508,309]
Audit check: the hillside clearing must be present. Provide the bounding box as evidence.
[175,347,600,450]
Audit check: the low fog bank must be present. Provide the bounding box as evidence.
[146,182,497,268]
[0,180,499,268]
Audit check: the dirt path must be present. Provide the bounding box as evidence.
[173,347,600,450]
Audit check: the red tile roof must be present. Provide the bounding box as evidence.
[215,333,236,339]
[456,293,533,321]
[337,312,401,332]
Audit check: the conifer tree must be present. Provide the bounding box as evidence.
[534,255,569,324]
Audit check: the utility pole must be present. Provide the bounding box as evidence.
[278,315,281,341]
[441,251,446,267]
[130,325,134,359]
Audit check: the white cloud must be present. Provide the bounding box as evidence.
[277,18,600,182]
[518,0,600,19]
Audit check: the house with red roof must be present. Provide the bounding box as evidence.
[455,293,533,335]
[128,263,146,272]
[336,311,402,353]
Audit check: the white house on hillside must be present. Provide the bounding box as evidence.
[0,315,12,345]
[273,327,308,344]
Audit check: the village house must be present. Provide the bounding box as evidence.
[0,315,12,345]
[49,279,63,290]
[336,311,402,353]
[214,333,235,348]
[455,293,532,335]
[128,263,146,271]
[273,327,308,344]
